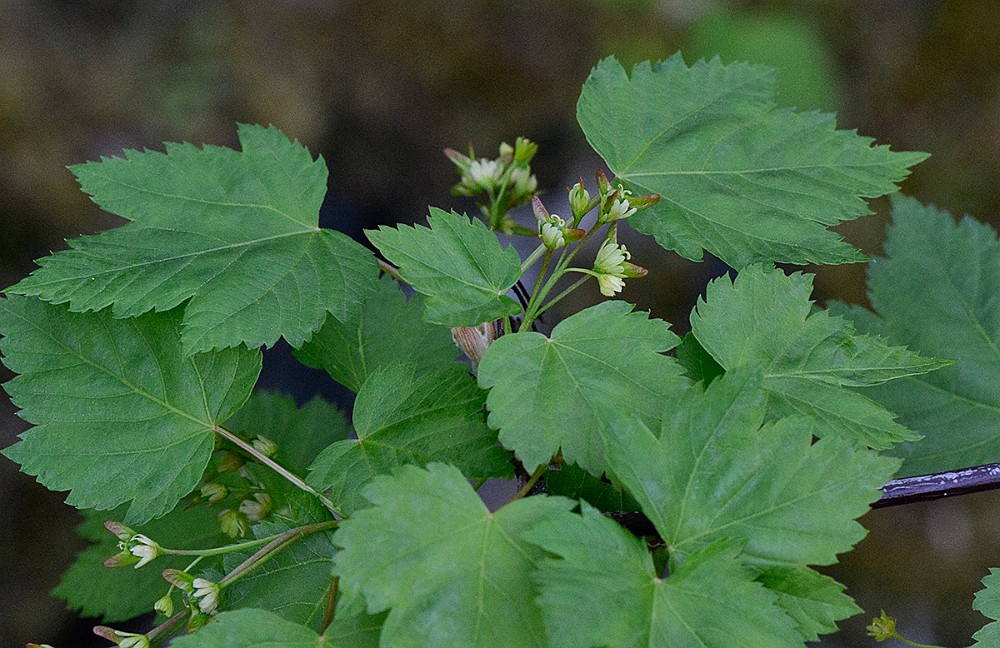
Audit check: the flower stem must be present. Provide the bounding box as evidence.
[213,425,342,518]
[520,244,547,273]
[160,532,291,558]
[531,275,591,320]
[219,520,339,587]
[509,463,547,502]
[378,258,405,284]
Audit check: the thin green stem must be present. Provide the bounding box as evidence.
[531,275,591,320]
[520,243,547,273]
[319,576,340,637]
[892,636,946,648]
[146,609,190,646]
[219,520,339,587]
[161,533,288,558]
[509,463,547,502]
[213,425,342,518]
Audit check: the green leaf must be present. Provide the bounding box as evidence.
[333,463,575,648]
[294,274,459,392]
[690,264,946,448]
[307,363,512,514]
[170,609,329,648]
[606,370,898,567]
[674,332,724,384]
[221,498,337,630]
[53,503,229,622]
[544,463,639,513]
[7,123,378,353]
[366,207,523,326]
[477,301,687,474]
[837,196,1000,476]
[0,296,261,523]
[577,54,926,267]
[171,606,383,648]
[525,505,802,648]
[974,568,1000,646]
[225,391,351,475]
[756,566,860,642]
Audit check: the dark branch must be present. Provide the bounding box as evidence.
[606,462,1000,538]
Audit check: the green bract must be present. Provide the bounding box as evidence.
[3,51,997,646]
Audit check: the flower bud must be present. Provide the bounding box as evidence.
[595,168,612,196]
[154,593,174,617]
[513,137,538,165]
[104,520,135,541]
[200,481,228,504]
[540,222,566,250]
[569,180,593,222]
[443,147,472,173]
[251,435,278,458]
[238,492,272,522]
[217,452,244,473]
[217,508,249,538]
[162,568,195,592]
[498,141,514,164]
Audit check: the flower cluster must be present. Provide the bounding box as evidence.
[162,569,222,616]
[445,137,539,232]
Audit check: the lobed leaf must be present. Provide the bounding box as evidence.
[974,568,1000,646]
[366,207,523,326]
[333,463,574,648]
[756,566,860,642]
[690,264,946,448]
[606,370,898,567]
[836,196,1000,476]
[525,505,802,648]
[294,274,459,392]
[577,54,927,267]
[477,300,687,474]
[307,363,512,515]
[0,296,261,523]
[8,123,378,353]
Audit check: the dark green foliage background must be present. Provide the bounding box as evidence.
[3,2,1000,646]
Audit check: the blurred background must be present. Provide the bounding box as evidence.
[3,0,1000,645]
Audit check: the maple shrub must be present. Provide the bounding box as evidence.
[4,53,1000,647]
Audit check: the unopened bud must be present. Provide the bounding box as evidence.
[104,520,135,541]
[238,492,272,522]
[154,594,174,617]
[200,482,227,504]
[514,137,538,165]
[217,508,249,538]
[217,452,244,473]
[498,141,514,164]
[569,180,593,222]
[595,168,612,196]
[251,435,278,458]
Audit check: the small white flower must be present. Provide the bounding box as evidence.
[192,578,221,615]
[593,240,631,297]
[154,593,174,616]
[540,220,566,250]
[509,166,538,195]
[604,196,637,222]
[463,159,503,191]
[128,534,162,569]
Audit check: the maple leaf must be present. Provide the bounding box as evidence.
[525,505,803,648]
[7,123,378,353]
[294,274,459,392]
[333,463,574,648]
[477,300,687,474]
[605,370,898,567]
[577,54,926,267]
[690,264,947,449]
[835,196,1000,476]
[307,363,511,515]
[0,296,260,523]
[366,208,523,326]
